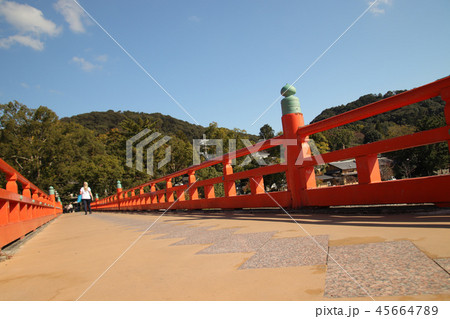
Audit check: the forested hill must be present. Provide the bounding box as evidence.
[61,110,205,140]
[308,89,448,179]
[1,102,261,202]
[311,90,445,126]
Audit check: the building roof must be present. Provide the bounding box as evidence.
[316,174,334,181]
[328,159,357,171]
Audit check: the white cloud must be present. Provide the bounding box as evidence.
[96,54,108,62]
[0,0,61,35]
[49,89,63,95]
[0,0,61,50]
[20,82,29,88]
[188,15,200,23]
[54,0,89,33]
[0,34,44,50]
[369,0,392,15]
[72,56,99,72]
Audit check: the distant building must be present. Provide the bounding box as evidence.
[316,157,393,186]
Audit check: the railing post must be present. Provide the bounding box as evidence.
[356,155,381,184]
[280,84,304,208]
[139,188,145,209]
[6,173,18,193]
[250,176,265,194]
[441,86,450,153]
[166,178,174,202]
[22,183,31,198]
[296,137,317,195]
[48,186,55,201]
[123,191,128,206]
[223,159,236,197]
[31,189,39,218]
[188,170,198,200]
[22,183,32,219]
[204,185,215,199]
[150,183,157,204]
[49,186,56,215]
[117,180,122,210]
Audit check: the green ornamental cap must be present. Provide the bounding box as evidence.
[117,180,122,189]
[280,84,301,115]
[281,84,296,97]
[49,186,55,195]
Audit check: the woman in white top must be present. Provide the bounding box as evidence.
[80,182,94,215]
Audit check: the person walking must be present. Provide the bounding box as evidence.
[80,182,93,215]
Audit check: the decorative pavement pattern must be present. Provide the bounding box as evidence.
[239,235,329,269]
[93,214,450,298]
[171,228,237,246]
[324,241,450,298]
[155,226,212,240]
[198,232,276,254]
[145,222,188,235]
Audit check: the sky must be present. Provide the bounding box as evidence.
[0,0,449,135]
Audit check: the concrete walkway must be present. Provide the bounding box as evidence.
[0,210,449,300]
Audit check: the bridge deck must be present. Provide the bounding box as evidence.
[0,210,449,301]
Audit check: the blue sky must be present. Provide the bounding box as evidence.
[0,0,449,135]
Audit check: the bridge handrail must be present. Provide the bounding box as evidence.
[0,158,51,200]
[93,135,288,208]
[92,76,450,211]
[126,136,284,192]
[0,158,63,249]
[297,76,450,137]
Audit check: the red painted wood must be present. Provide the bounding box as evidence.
[0,159,62,249]
[92,76,450,211]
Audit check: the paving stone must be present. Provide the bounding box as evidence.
[171,228,237,246]
[93,214,184,234]
[240,235,329,269]
[154,226,211,239]
[198,232,276,254]
[324,241,450,298]
[434,258,450,273]
[145,222,188,234]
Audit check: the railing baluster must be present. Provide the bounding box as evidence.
[223,159,236,197]
[250,176,265,195]
[204,185,215,199]
[188,170,198,200]
[355,155,382,184]
[166,178,174,202]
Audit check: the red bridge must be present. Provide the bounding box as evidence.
[91,76,450,212]
[0,77,449,301]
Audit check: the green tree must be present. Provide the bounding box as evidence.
[259,124,275,140]
[310,132,330,154]
[323,128,354,151]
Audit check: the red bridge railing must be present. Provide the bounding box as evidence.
[92,76,450,211]
[0,158,63,250]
